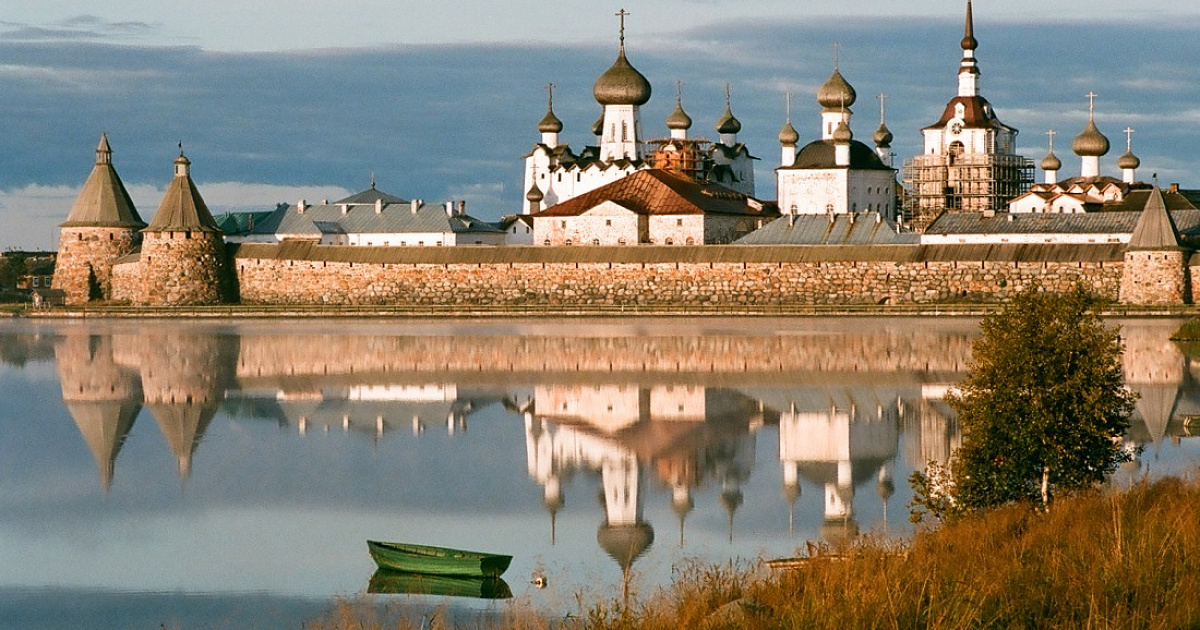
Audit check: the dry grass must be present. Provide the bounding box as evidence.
[306,475,1200,629]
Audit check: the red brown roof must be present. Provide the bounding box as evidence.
[532,169,779,218]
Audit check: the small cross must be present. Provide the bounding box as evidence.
[1046,129,1056,151]
[877,93,888,124]
[675,80,683,105]
[833,42,841,70]
[616,9,629,47]
[724,82,732,108]
[546,82,555,109]
[1086,91,1098,118]
[1124,127,1135,151]
[785,91,792,121]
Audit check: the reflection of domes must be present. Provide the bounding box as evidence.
[597,523,654,571]
[1073,119,1110,157]
[778,120,799,145]
[817,69,856,110]
[1041,151,1062,171]
[783,481,801,504]
[594,50,651,106]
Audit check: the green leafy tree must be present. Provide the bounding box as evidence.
[912,288,1136,520]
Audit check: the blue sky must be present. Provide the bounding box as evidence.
[1,2,1198,248]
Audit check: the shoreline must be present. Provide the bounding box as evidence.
[5,303,1199,319]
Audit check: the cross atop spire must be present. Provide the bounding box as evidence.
[675,80,683,106]
[1046,129,1057,151]
[724,82,732,108]
[546,82,555,109]
[877,93,888,124]
[785,91,792,122]
[616,8,629,51]
[1086,92,1098,119]
[1124,127,1135,151]
[833,42,841,70]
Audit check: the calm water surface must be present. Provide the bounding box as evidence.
[1,317,1197,629]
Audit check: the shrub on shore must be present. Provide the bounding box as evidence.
[306,475,1200,629]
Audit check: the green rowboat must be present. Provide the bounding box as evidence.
[366,540,512,578]
[368,569,513,599]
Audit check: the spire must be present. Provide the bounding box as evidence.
[96,132,112,165]
[957,1,981,97]
[962,1,978,51]
[778,92,799,146]
[715,83,742,136]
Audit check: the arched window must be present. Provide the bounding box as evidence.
[825,203,835,213]
[665,237,674,245]
[592,239,600,246]
[543,239,551,246]
[565,239,573,246]
[621,121,628,142]
[685,237,695,245]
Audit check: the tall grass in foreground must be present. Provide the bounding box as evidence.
[305,475,1200,629]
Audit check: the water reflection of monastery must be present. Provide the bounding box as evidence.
[41,321,1200,552]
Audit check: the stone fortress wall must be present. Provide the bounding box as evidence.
[232,242,1130,308]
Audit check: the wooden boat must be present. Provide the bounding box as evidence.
[366,540,512,578]
[368,569,512,599]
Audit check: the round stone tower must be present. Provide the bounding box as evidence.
[135,150,230,306]
[52,133,146,303]
[1120,185,1189,305]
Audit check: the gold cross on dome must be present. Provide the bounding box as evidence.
[616,9,630,47]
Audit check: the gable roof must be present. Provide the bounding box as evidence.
[1127,186,1183,250]
[532,169,778,218]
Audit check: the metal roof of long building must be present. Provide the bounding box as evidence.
[735,213,920,245]
[232,241,1126,265]
[246,189,504,237]
[925,209,1200,236]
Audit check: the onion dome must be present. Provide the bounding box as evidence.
[873,122,893,147]
[591,112,605,136]
[666,101,692,131]
[1072,119,1110,157]
[778,120,799,145]
[525,182,544,203]
[538,109,562,134]
[1118,150,1141,171]
[715,106,741,135]
[817,69,856,110]
[593,48,651,106]
[832,120,853,144]
[1041,150,1062,172]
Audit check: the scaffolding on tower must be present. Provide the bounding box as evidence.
[901,152,1033,231]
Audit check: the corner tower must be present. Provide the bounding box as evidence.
[52,133,146,304]
[1120,185,1189,305]
[902,1,1033,230]
[135,150,230,306]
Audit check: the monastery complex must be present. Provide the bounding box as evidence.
[51,3,1200,309]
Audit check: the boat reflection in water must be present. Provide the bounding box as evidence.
[7,317,1195,615]
[368,570,513,600]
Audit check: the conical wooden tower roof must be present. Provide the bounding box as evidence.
[68,400,141,494]
[1127,184,1182,251]
[61,133,146,228]
[144,151,221,233]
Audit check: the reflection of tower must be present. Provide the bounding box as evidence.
[1121,323,1185,462]
[597,452,654,599]
[525,413,567,545]
[137,331,240,479]
[778,394,899,542]
[55,332,143,493]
